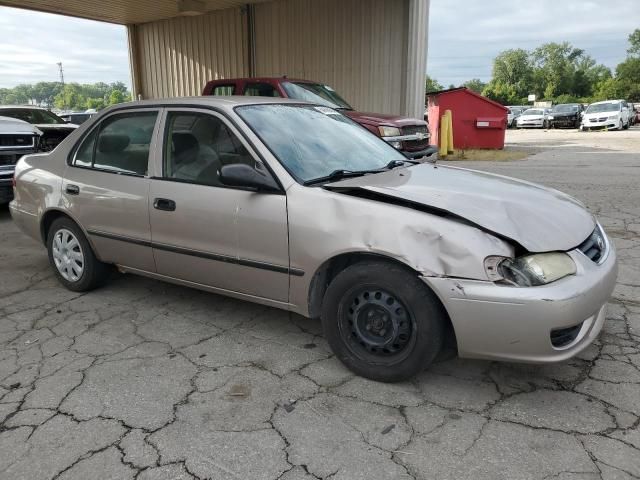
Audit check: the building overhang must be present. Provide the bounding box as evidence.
[0,0,274,24]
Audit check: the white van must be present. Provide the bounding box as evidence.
[581,100,630,131]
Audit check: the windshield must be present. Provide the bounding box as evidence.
[523,109,544,116]
[0,108,66,125]
[552,104,579,113]
[281,82,352,109]
[236,104,404,184]
[586,102,620,113]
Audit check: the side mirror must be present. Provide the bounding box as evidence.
[220,163,280,192]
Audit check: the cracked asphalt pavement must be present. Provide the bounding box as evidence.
[1,127,639,480]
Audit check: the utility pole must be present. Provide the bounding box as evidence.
[57,62,65,110]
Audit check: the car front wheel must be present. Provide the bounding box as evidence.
[47,217,111,292]
[321,260,446,382]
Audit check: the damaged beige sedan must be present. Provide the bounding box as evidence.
[10,97,617,382]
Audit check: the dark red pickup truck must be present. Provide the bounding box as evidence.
[202,77,436,159]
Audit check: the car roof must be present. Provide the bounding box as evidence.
[590,100,621,105]
[104,96,314,112]
[207,77,314,84]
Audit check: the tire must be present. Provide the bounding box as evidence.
[623,120,629,130]
[47,217,111,292]
[321,260,446,382]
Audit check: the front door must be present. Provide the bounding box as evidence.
[148,108,290,302]
[63,109,160,272]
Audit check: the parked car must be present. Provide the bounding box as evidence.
[581,100,630,131]
[548,103,584,129]
[506,106,526,128]
[10,97,617,382]
[0,106,78,151]
[59,112,95,125]
[0,116,41,204]
[516,108,550,129]
[633,103,640,125]
[203,77,437,159]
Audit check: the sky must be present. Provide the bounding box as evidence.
[0,1,639,90]
[428,0,640,87]
[0,7,129,88]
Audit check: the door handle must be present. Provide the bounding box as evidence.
[153,198,176,211]
[65,184,80,195]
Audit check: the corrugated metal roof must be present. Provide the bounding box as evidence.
[0,0,275,24]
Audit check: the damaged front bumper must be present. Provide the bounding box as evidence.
[422,245,617,363]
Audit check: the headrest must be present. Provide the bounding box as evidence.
[98,134,130,154]
[172,132,199,155]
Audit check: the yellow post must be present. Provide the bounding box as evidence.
[446,109,454,154]
[439,112,449,157]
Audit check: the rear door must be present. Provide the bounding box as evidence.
[63,109,160,272]
[148,108,290,302]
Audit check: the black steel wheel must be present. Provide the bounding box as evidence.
[321,260,446,382]
[340,286,416,363]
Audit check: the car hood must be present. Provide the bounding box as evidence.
[0,116,42,135]
[551,112,578,117]
[583,112,617,119]
[343,110,426,128]
[324,164,595,252]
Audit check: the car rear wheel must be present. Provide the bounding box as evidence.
[321,260,445,382]
[47,217,111,292]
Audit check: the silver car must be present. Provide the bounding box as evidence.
[10,97,617,382]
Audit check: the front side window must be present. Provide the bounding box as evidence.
[244,83,280,97]
[236,104,403,184]
[163,111,257,187]
[72,111,157,175]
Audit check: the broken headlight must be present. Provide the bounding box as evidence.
[485,253,576,287]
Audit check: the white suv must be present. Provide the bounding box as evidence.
[581,100,630,131]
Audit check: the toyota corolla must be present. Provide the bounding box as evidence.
[10,97,617,382]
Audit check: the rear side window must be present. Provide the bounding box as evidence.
[72,112,158,176]
[244,83,280,97]
[211,85,235,95]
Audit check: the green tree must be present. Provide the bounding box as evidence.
[85,97,106,110]
[614,57,640,101]
[482,49,533,104]
[425,75,443,93]
[462,78,487,94]
[107,89,125,105]
[54,84,86,110]
[628,29,640,57]
[592,78,625,101]
[531,42,586,99]
[31,82,63,108]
